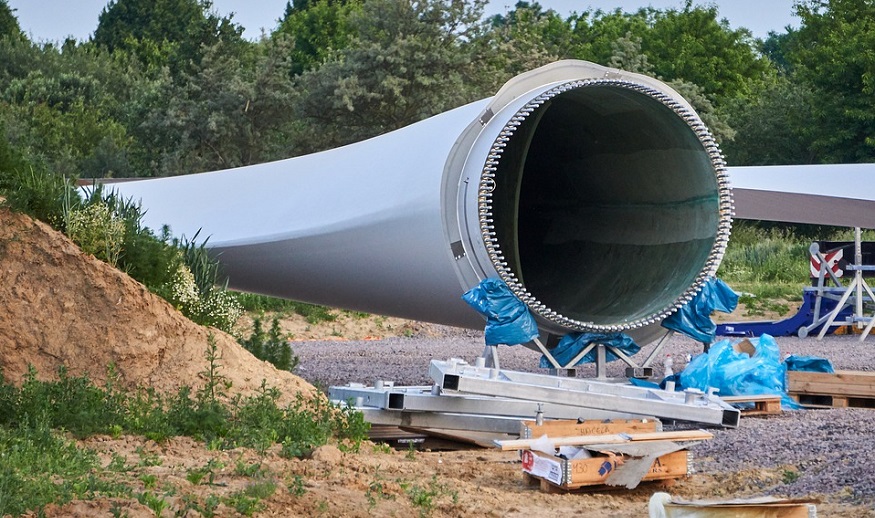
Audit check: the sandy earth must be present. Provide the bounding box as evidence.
[2,207,874,517]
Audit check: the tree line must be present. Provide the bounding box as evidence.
[0,0,873,181]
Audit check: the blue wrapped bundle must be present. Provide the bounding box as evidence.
[462,278,539,346]
[662,277,738,343]
[679,334,799,409]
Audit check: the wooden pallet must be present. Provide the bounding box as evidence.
[790,393,875,409]
[721,394,783,416]
[788,370,875,409]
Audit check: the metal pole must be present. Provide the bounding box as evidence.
[857,227,864,329]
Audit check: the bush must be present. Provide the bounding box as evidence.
[65,201,126,266]
[240,317,299,372]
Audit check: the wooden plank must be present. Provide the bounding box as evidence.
[495,429,713,451]
[520,418,658,439]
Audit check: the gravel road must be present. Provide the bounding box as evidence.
[292,327,875,505]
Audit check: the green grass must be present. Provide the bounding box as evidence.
[0,341,369,517]
[718,223,816,304]
[0,421,131,516]
[234,293,338,324]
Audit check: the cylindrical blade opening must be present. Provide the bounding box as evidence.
[482,80,731,332]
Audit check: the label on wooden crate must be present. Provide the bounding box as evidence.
[521,450,563,485]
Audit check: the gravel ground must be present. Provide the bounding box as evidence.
[292,328,875,505]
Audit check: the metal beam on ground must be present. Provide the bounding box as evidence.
[428,359,740,428]
[329,385,641,422]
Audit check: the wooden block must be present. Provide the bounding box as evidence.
[520,418,659,439]
[721,395,782,416]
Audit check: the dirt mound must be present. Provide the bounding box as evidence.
[0,208,315,401]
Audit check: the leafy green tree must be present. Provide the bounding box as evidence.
[274,0,361,75]
[93,0,245,75]
[722,77,819,165]
[477,1,569,80]
[292,0,487,151]
[128,36,298,176]
[0,0,21,40]
[638,1,772,104]
[785,0,875,162]
[607,32,734,144]
[0,42,137,178]
[566,7,650,64]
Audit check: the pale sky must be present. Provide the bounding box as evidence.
[7,0,799,43]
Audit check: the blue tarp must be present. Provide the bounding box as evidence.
[662,277,739,343]
[539,332,639,368]
[678,334,800,408]
[784,355,835,373]
[461,278,539,346]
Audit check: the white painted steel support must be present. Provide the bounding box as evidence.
[817,229,875,341]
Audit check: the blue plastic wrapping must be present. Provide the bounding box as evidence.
[784,355,835,373]
[461,278,539,346]
[662,277,739,343]
[539,332,639,368]
[678,334,799,408]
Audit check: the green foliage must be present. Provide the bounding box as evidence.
[722,77,820,165]
[127,36,297,176]
[635,2,772,104]
[782,467,801,484]
[276,0,362,75]
[7,366,126,437]
[0,0,21,40]
[186,458,224,486]
[279,393,369,458]
[289,474,307,497]
[0,420,130,517]
[292,0,487,151]
[785,0,875,162]
[93,0,245,76]
[0,167,78,231]
[717,223,811,302]
[240,317,299,371]
[0,41,137,179]
[66,201,126,266]
[0,338,370,517]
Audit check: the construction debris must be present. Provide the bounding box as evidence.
[505,419,711,492]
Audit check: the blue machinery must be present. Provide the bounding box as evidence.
[717,229,875,340]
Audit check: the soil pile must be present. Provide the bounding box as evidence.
[0,208,315,400]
